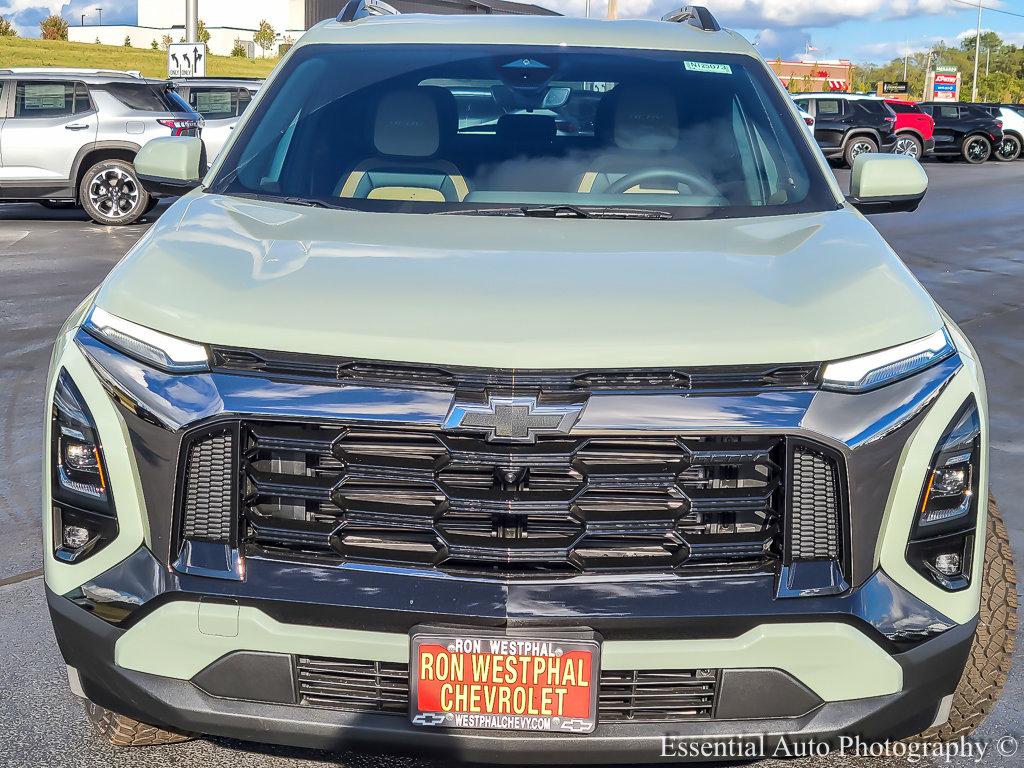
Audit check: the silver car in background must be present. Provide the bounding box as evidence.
[173,77,262,165]
[0,68,202,225]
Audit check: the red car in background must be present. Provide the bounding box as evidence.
[885,99,936,159]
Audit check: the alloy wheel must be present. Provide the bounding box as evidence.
[850,141,875,159]
[895,136,921,158]
[965,137,990,163]
[88,166,142,221]
[996,136,1021,162]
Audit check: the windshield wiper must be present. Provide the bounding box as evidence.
[585,208,673,220]
[226,191,358,211]
[520,205,593,219]
[436,207,525,217]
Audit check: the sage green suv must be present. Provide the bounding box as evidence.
[43,3,1013,762]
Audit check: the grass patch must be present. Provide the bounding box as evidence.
[0,37,279,79]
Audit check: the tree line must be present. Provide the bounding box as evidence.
[851,32,1024,103]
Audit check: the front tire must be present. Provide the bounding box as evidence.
[844,136,878,167]
[916,495,1017,741]
[995,134,1022,162]
[84,700,193,747]
[962,135,992,164]
[79,159,150,226]
[894,134,923,159]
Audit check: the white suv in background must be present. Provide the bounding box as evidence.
[173,77,262,164]
[975,103,1024,161]
[0,68,202,225]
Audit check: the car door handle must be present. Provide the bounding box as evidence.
[65,123,90,130]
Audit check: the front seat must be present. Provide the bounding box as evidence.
[337,87,468,202]
[577,84,697,195]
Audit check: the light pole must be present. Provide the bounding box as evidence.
[904,39,910,81]
[97,7,102,26]
[585,0,591,18]
[186,0,198,44]
[971,0,983,102]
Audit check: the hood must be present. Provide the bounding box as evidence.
[95,194,942,370]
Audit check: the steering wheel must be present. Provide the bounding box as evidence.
[604,168,719,197]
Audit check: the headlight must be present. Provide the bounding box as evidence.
[821,328,955,393]
[83,306,209,373]
[51,369,118,563]
[906,398,981,591]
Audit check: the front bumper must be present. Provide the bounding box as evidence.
[43,321,989,761]
[51,585,974,763]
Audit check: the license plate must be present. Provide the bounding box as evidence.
[410,632,600,734]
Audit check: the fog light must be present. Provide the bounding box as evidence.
[63,524,92,550]
[933,553,961,576]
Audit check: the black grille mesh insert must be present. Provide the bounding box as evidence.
[789,447,841,560]
[295,657,717,722]
[598,669,717,722]
[182,432,233,542]
[240,422,786,576]
[297,657,408,713]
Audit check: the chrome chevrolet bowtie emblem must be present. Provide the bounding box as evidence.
[444,396,583,443]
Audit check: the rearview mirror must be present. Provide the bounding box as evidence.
[134,137,206,198]
[847,153,928,215]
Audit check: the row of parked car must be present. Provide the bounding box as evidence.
[0,66,1015,227]
[794,92,1020,167]
[0,68,261,225]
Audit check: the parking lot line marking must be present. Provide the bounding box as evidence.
[0,569,42,589]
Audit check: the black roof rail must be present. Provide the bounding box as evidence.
[661,5,721,31]
[338,0,400,21]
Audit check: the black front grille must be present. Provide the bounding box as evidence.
[295,657,717,723]
[238,422,788,576]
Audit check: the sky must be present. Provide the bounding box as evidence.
[2,0,1024,62]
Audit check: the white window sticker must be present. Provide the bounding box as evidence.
[684,61,733,75]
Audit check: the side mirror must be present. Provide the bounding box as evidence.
[847,153,928,215]
[134,137,206,198]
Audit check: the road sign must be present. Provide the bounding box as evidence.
[168,43,207,78]
[879,81,909,94]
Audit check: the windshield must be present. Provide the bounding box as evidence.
[212,43,837,219]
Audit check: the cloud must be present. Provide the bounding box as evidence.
[856,36,945,61]
[752,27,812,58]
[0,0,135,35]
[542,0,977,59]
[709,0,958,30]
[544,0,966,25]
[955,27,1024,45]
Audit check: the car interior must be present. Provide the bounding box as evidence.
[223,47,824,215]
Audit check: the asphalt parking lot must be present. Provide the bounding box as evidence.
[1,160,1023,767]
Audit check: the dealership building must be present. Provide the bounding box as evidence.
[68,0,556,57]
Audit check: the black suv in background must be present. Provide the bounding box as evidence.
[918,103,1004,163]
[793,93,897,166]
